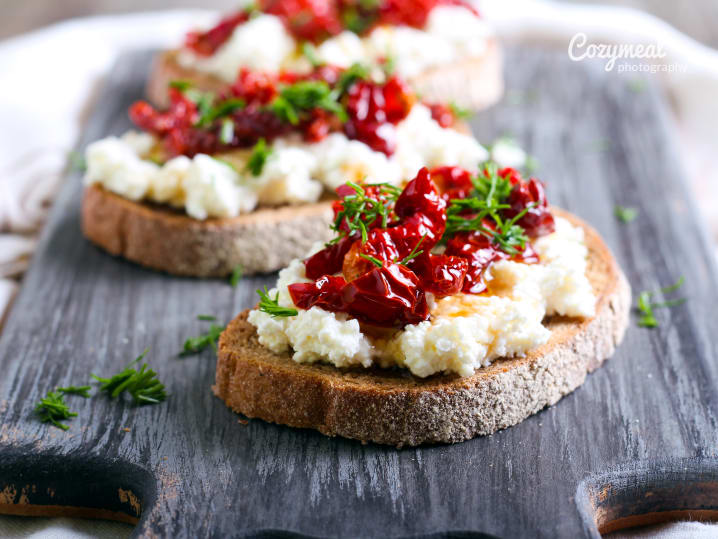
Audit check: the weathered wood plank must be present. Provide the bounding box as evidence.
[0,47,717,538]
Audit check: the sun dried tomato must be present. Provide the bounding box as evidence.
[394,167,446,242]
[295,165,550,327]
[408,252,467,297]
[229,69,278,104]
[185,11,250,56]
[305,234,357,280]
[259,0,343,42]
[444,231,507,294]
[341,263,429,327]
[289,275,348,311]
[429,165,474,202]
[427,103,455,128]
[343,76,412,155]
[500,167,555,238]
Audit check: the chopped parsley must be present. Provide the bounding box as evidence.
[270,80,347,125]
[301,41,324,67]
[614,205,638,223]
[637,276,686,328]
[229,264,243,287]
[35,391,78,430]
[331,182,401,243]
[334,63,371,98]
[257,287,298,317]
[181,318,225,355]
[58,385,92,398]
[449,102,471,120]
[443,162,532,256]
[196,98,246,128]
[245,138,273,176]
[92,349,167,405]
[68,150,86,173]
[398,234,427,266]
[359,253,383,267]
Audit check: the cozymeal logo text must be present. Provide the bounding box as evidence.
[568,33,681,73]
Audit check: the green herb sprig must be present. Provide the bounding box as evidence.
[169,81,246,129]
[398,233,427,266]
[637,277,686,328]
[614,205,638,223]
[182,317,225,355]
[245,138,273,176]
[449,102,471,120]
[68,151,86,173]
[257,287,298,317]
[301,41,324,67]
[331,182,401,243]
[229,264,243,287]
[442,162,533,256]
[35,391,78,430]
[359,253,383,268]
[270,80,347,125]
[58,385,92,398]
[333,63,371,98]
[92,349,167,405]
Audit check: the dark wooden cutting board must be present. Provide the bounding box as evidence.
[1,47,717,538]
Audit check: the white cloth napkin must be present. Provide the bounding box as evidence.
[0,3,717,537]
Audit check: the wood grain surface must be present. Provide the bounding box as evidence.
[0,47,717,538]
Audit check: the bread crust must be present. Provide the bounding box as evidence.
[213,209,631,446]
[146,39,503,110]
[81,185,334,276]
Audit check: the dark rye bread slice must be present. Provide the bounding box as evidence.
[147,39,503,110]
[81,184,333,276]
[214,210,631,446]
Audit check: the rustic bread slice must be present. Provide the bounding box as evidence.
[80,118,472,277]
[81,184,334,276]
[147,39,503,110]
[213,209,631,446]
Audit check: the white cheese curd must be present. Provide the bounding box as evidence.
[84,136,159,201]
[150,155,191,207]
[315,31,367,68]
[490,138,527,169]
[85,108,486,219]
[177,14,296,81]
[423,6,491,59]
[534,217,596,317]
[249,258,374,368]
[183,154,257,219]
[311,133,402,189]
[253,146,323,205]
[120,131,156,155]
[365,26,453,80]
[178,7,490,82]
[395,104,488,173]
[382,294,549,378]
[248,217,597,378]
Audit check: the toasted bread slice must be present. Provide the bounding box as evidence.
[213,209,631,446]
[80,117,472,277]
[81,185,333,276]
[147,39,503,110]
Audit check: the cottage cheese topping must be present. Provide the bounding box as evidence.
[247,217,597,378]
[179,7,491,82]
[84,105,487,220]
[177,14,296,80]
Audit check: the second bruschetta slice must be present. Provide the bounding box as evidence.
[82,64,489,275]
[148,0,502,110]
